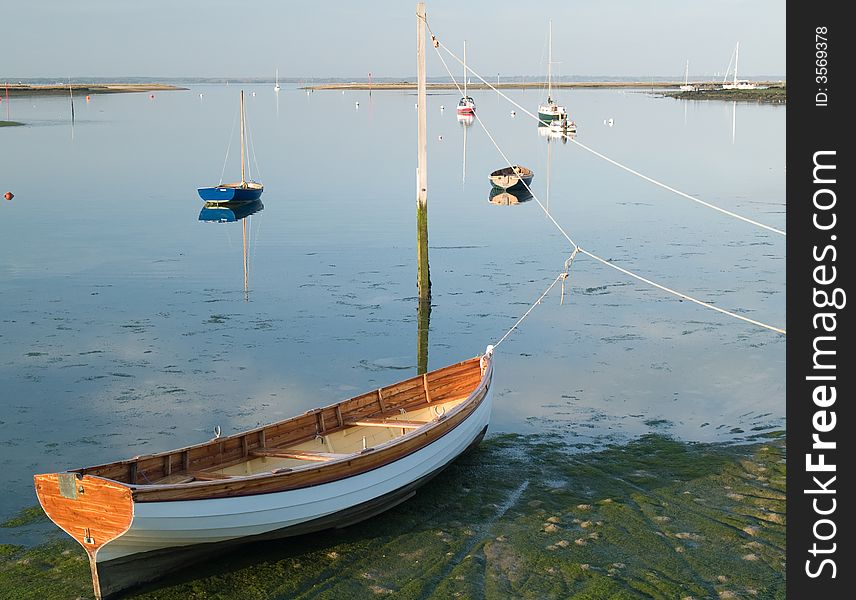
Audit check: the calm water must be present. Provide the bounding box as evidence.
[0,84,784,530]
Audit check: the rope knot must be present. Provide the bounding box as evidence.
[431,35,439,48]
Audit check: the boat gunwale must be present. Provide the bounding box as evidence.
[40,355,492,500]
[129,363,490,497]
[489,165,533,178]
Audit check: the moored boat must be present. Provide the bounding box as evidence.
[489,165,534,191]
[198,90,264,202]
[34,349,495,599]
[537,20,568,124]
[457,41,476,115]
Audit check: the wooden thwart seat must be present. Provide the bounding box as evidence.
[346,418,429,429]
[249,448,350,462]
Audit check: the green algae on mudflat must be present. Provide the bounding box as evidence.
[0,540,91,600]
[3,433,785,600]
[0,121,25,127]
[0,506,47,528]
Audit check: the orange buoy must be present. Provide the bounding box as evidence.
[86,95,91,102]
[150,94,155,99]
[4,192,13,201]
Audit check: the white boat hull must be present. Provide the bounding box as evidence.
[92,386,492,596]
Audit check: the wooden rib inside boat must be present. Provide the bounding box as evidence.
[34,350,495,599]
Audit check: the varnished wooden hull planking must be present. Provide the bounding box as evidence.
[35,351,494,599]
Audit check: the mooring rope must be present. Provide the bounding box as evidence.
[426,27,786,337]
[434,39,786,237]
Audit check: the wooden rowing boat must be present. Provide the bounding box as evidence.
[489,165,534,191]
[34,349,495,599]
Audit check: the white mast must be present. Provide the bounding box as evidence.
[547,20,553,101]
[684,60,689,86]
[734,42,739,85]
[239,90,246,187]
[463,40,467,97]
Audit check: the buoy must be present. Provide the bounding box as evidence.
[440,105,445,111]
[355,101,360,107]
[608,118,614,127]
[438,135,443,141]
[85,95,91,102]
[199,92,204,98]
[251,91,256,96]
[150,94,155,99]
[4,192,14,201]
[342,90,346,95]
[510,110,516,117]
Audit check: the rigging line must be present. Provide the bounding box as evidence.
[220,104,240,186]
[493,272,567,350]
[577,249,785,335]
[245,107,262,181]
[435,42,786,237]
[428,37,785,336]
[431,42,578,249]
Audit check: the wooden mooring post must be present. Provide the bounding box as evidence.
[416,2,430,301]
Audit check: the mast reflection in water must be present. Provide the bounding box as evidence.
[198,200,264,301]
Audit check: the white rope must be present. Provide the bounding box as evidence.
[493,272,566,350]
[436,42,786,237]
[427,31,785,337]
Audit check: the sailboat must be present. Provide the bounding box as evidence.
[679,60,695,91]
[198,91,264,202]
[274,68,281,92]
[456,41,475,116]
[537,20,568,124]
[722,42,758,90]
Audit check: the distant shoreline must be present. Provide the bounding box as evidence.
[2,83,187,97]
[303,80,784,91]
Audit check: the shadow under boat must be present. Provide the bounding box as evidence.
[488,186,534,206]
[198,199,264,223]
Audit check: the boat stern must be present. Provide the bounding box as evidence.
[34,473,134,599]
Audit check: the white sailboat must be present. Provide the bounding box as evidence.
[679,59,695,91]
[537,20,568,123]
[274,68,281,92]
[456,41,475,115]
[722,42,757,90]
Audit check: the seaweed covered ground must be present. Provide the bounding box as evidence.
[0,433,785,600]
[664,87,786,104]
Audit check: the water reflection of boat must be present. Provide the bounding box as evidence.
[489,186,534,205]
[537,124,573,143]
[198,199,263,301]
[198,91,264,202]
[198,199,264,223]
[489,165,534,191]
[458,113,473,184]
[35,351,495,600]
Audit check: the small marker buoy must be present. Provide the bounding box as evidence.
[150,94,155,99]
[355,101,360,107]
[440,105,445,111]
[342,90,346,94]
[251,91,256,97]
[4,192,14,201]
[438,135,443,140]
[85,95,91,102]
[510,110,516,117]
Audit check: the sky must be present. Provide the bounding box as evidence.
[4,0,785,80]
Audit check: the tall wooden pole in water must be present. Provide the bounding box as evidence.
[416,2,430,301]
[416,2,431,373]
